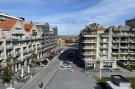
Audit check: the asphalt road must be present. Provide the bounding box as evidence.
[45,66,101,89]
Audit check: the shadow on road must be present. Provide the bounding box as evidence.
[58,48,83,68]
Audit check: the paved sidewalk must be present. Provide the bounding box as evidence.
[20,55,60,89]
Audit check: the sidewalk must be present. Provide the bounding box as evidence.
[20,54,60,89]
[13,54,59,89]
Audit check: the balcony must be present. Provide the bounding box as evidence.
[83,40,97,43]
[129,46,135,49]
[120,40,128,43]
[128,57,135,60]
[100,40,108,43]
[112,52,119,55]
[129,51,135,55]
[7,53,13,58]
[120,52,128,55]
[120,33,129,37]
[82,58,96,61]
[120,46,128,49]
[83,34,97,37]
[119,57,128,60]
[0,55,5,60]
[100,46,108,49]
[129,40,135,43]
[15,52,21,57]
[0,46,4,51]
[23,55,28,60]
[37,46,41,50]
[130,34,135,37]
[23,49,29,54]
[113,34,120,37]
[12,30,24,35]
[82,46,96,49]
[112,46,119,49]
[82,52,96,56]
[6,45,13,49]
[100,34,109,37]
[112,40,119,43]
[100,52,108,55]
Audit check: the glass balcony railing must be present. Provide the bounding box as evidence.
[113,34,120,36]
[120,46,128,48]
[83,46,96,49]
[83,40,97,43]
[120,33,129,36]
[6,45,13,49]
[0,46,4,51]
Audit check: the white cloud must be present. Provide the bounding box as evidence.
[81,0,135,23]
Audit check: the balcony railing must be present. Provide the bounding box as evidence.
[120,46,128,49]
[101,34,109,37]
[120,33,129,36]
[129,40,135,43]
[129,51,135,54]
[113,34,120,37]
[83,34,97,37]
[112,46,119,49]
[100,46,108,49]
[83,40,97,43]
[120,52,128,55]
[112,52,119,55]
[82,52,96,55]
[83,46,96,49]
[130,34,135,37]
[6,45,13,49]
[129,46,135,49]
[0,46,4,51]
[23,49,29,54]
[100,52,108,54]
[0,55,5,60]
[120,40,128,43]
[15,52,21,57]
[100,40,108,43]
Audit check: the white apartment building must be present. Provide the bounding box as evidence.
[0,14,58,73]
[79,23,135,69]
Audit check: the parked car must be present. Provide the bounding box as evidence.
[60,50,64,54]
[65,60,73,64]
[61,63,70,68]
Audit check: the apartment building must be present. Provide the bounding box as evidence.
[0,14,58,73]
[0,12,24,22]
[79,23,107,69]
[79,23,135,69]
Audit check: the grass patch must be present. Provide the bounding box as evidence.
[97,77,135,89]
[117,61,135,71]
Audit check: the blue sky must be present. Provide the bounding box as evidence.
[0,0,135,35]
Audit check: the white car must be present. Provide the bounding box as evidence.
[60,50,64,54]
[61,63,70,68]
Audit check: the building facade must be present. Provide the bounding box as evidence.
[79,22,135,69]
[0,13,58,73]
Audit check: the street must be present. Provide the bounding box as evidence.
[45,65,101,89]
[12,47,135,89]
[17,48,101,89]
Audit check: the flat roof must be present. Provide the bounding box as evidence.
[112,75,129,82]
